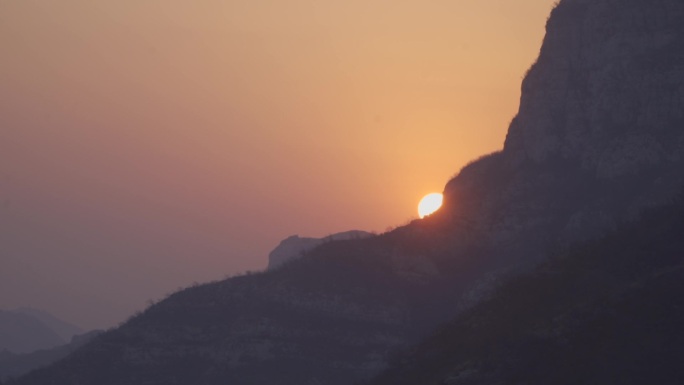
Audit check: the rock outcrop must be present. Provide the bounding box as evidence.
[268,231,373,270]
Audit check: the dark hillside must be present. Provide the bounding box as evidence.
[9,235,461,385]
[368,198,684,385]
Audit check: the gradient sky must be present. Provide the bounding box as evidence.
[1,0,556,329]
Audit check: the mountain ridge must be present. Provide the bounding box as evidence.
[367,197,684,385]
[268,230,374,270]
[0,311,65,355]
[13,308,82,343]
[9,0,684,383]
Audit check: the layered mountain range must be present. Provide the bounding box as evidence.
[10,0,684,383]
[0,331,101,381]
[0,309,82,355]
[0,311,64,355]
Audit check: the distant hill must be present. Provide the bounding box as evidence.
[268,230,374,270]
[367,199,684,385]
[0,330,101,381]
[0,311,64,354]
[13,308,82,342]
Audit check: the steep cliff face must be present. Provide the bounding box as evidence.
[444,0,684,270]
[0,330,101,380]
[506,0,684,172]
[11,0,684,384]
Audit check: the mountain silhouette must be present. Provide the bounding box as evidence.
[0,330,101,381]
[0,311,65,355]
[12,308,82,343]
[367,198,684,385]
[9,0,684,383]
[268,231,374,270]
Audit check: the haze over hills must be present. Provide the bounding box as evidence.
[9,0,684,383]
[12,308,83,343]
[0,309,92,380]
[438,0,684,290]
[0,330,101,381]
[0,311,65,355]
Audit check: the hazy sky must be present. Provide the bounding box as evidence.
[1,0,556,329]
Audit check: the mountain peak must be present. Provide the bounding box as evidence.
[504,0,684,174]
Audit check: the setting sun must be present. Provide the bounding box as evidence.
[418,193,443,218]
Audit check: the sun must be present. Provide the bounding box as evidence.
[418,193,443,218]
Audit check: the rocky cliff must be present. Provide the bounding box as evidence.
[441,0,684,284]
[10,0,684,384]
[506,0,684,170]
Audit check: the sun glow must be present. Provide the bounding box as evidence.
[418,193,443,218]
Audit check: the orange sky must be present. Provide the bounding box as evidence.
[1,0,557,329]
